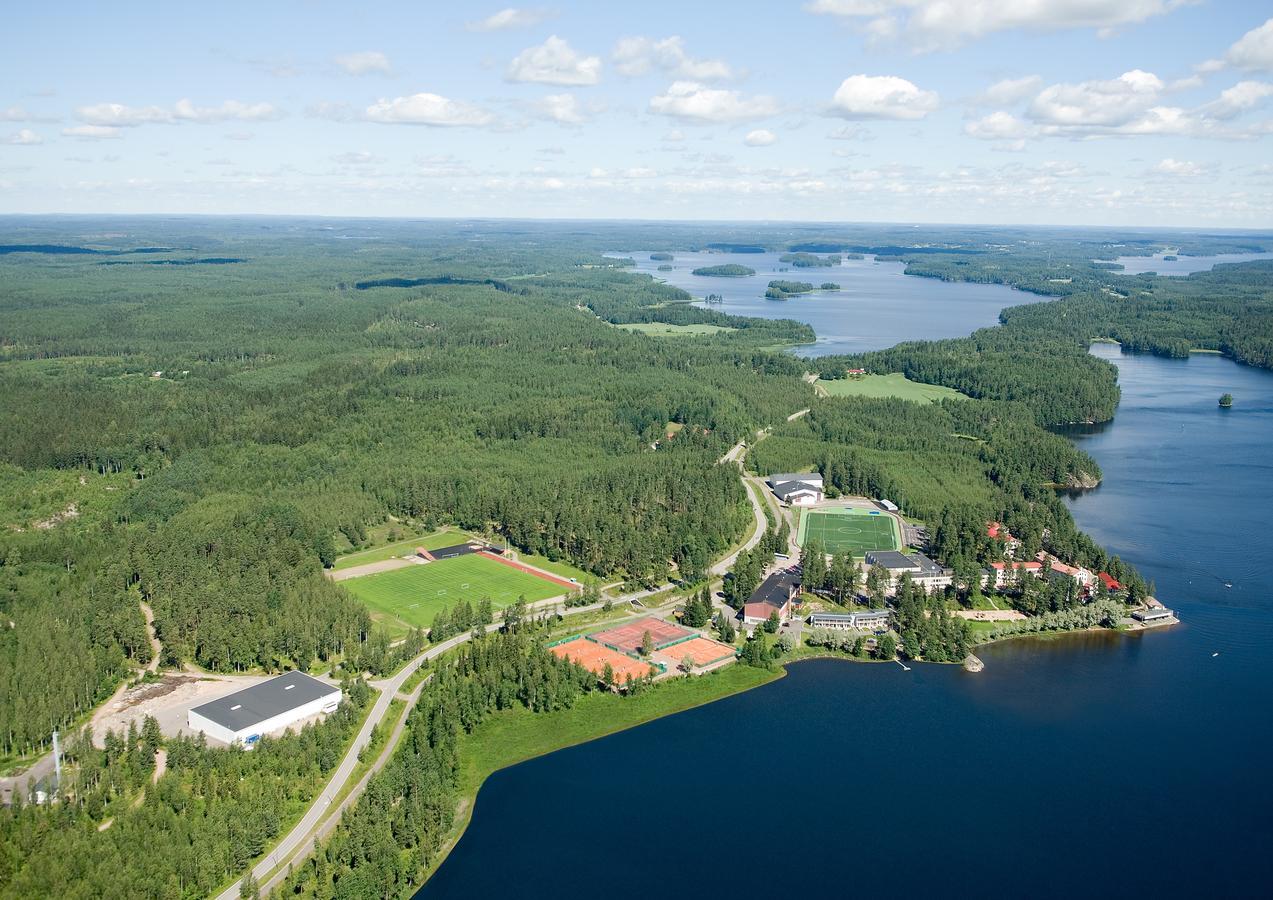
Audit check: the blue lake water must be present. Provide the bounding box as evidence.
[616,250,1036,356]
[424,315,1273,898]
[1108,252,1273,276]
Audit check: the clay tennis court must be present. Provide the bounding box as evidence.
[654,636,737,667]
[549,638,656,682]
[479,551,578,590]
[589,616,693,654]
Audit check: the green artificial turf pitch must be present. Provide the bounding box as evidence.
[798,508,901,556]
[342,553,565,629]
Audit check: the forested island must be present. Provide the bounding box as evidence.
[779,252,840,267]
[766,279,816,299]
[692,263,755,277]
[1,218,1264,899]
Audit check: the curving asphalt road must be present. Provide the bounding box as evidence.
[219,422,791,900]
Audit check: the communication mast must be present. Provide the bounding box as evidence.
[51,730,62,797]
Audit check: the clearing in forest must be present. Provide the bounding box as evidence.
[331,527,467,570]
[817,373,968,404]
[342,553,566,630]
[797,506,901,556]
[613,322,736,337]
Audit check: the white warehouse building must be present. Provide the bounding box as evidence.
[187,671,341,747]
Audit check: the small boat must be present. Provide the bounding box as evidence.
[1225,582,1233,588]
[1212,652,1220,658]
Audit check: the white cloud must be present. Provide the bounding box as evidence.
[62,124,121,140]
[649,81,780,123]
[1226,17,1273,72]
[827,123,873,140]
[77,102,170,126]
[807,0,1188,49]
[1028,69,1164,128]
[613,36,734,81]
[1022,69,1272,138]
[5,129,42,145]
[365,93,495,126]
[534,93,590,124]
[964,110,1034,139]
[334,51,391,75]
[468,8,555,31]
[1152,158,1210,176]
[829,74,939,119]
[507,36,601,86]
[306,102,356,122]
[172,99,280,122]
[76,99,280,126]
[978,75,1043,105]
[332,151,381,165]
[2,105,33,122]
[1200,81,1273,120]
[744,128,778,146]
[662,129,686,143]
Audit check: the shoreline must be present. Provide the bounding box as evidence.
[414,620,1142,894]
[419,663,785,890]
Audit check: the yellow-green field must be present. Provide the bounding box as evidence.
[613,323,736,336]
[342,553,567,632]
[818,373,968,403]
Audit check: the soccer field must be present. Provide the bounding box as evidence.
[798,508,901,556]
[342,554,566,632]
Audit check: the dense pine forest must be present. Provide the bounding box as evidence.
[0,221,819,757]
[0,217,1265,897]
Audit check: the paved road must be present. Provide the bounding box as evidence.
[215,594,620,900]
[220,435,786,898]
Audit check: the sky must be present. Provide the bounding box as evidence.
[3,1,1273,226]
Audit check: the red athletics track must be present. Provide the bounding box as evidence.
[479,551,578,590]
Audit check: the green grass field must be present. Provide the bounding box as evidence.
[332,528,466,570]
[513,552,594,583]
[797,507,900,555]
[614,322,736,336]
[818,372,968,403]
[342,554,566,631]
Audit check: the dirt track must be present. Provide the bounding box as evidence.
[326,557,415,581]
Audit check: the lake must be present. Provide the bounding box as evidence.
[1108,251,1273,276]
[423,340,1273,898]
[615,250,1035,356]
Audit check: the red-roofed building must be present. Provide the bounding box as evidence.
[1098,572,1122,593]
[1037,552,1095,589]
[984,560,1042,590]
[986,522,1022,558]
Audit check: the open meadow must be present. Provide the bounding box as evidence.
[817,373,968,403]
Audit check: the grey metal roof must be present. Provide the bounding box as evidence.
[865,550,918,570]
[772,481,821,500]
[190,671,338,733]
[909,552,951,575]
[768,473,823,487]
[748,569,800,608]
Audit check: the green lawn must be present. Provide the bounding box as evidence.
[818,372,969,403]
[797,507,900,555]
[332,528,467,570]
[513,552,594,583]
[614,322,736,336]
[342,554,567,630]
